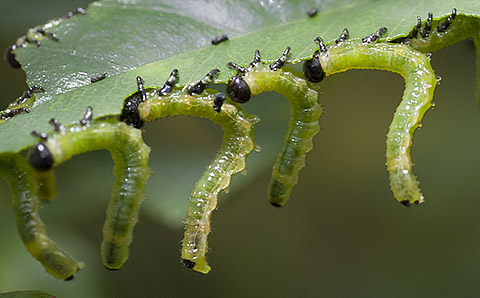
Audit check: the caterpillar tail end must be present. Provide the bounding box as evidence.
[101,241,129,270]
[31,245,84,280]
[389,169,425,207]
[181,258,211,274]
[268,179,292,207]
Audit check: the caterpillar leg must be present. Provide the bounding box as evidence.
[227,49,323,207]
[28,110,151,270]
[139,89,256,274]
[0,153,83,280]
[313,39,436,205]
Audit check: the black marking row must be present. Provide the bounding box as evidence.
[4,7,86,69]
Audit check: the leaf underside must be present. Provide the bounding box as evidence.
[0,0,478,154]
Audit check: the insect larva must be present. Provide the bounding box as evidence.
[138,88,257,274]
[313,39,436,206]
[28,108,151,271]
[211,35,229,45]
[0,153,83,280]
[227,48,323,207]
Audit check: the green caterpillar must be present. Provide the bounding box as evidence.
[139,88,256,274]
[303,36,436,206]
[0,153,83,280]
[226,48,322,207]
[28,109,151,271]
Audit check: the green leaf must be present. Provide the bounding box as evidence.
[2,0,478,154]
[0,291,54,298]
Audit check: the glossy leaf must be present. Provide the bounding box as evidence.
[1,0,478,154]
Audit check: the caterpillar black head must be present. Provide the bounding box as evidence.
[303,37,327,83]
[28,143,54,171]
[226,61,251,103]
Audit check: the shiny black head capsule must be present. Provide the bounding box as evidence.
[120,97,143,128]
[28,143,54,171]
[5,44,21,68]
[226,75,251,103]
[303,52,325,83]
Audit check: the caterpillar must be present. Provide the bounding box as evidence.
[139,86,256,274]
[301,29,437,206]
[226,47,323,207]
[0,4,478,278]
[0,153,83,280]
[28,107,152,271]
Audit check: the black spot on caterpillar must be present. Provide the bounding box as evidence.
[35,29,60,42]
[0,153,83,280]
[213,92,226,113]
[270,46,290,70]
[362,27,387,43]
[438,8,456,32]
[211,35,229,45]
[91,72,107,83]
[187,68,220,95]
[0,107,29,120]
[158,69,179,96]
[227,48,322,207]
[28,107,152,272]
[335,28,349,44]
[390,8,466,53]
[0,86,45,123]
[16,85,45,105]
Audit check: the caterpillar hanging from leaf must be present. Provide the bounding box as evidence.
[0,6,479,278]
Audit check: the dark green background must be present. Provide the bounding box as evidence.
[1,1,480,297]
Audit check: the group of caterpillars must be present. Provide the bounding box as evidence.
[0,7,475,278]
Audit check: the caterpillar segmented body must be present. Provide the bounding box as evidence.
[313,41,436,205]
[0,153,83,280]
[139,88,257,273]
[227,51,322,207]
[29,115,151,270]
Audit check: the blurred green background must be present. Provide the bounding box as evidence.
[1,1,480,298]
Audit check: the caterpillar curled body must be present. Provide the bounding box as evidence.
[0,153,83,280]
[139,88,257,274]
[28,114,151,271]
[302,35,436,206]
[227,49,323,207]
